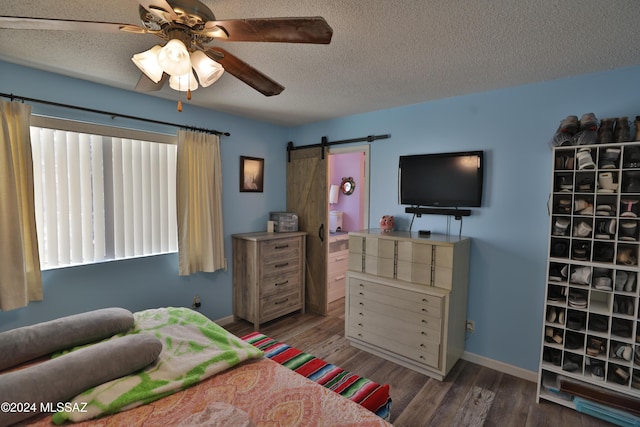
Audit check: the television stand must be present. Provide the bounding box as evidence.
[405,207,471,218]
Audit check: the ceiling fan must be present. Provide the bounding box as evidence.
[0,0,333,103]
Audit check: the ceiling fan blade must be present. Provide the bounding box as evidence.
[135,73,167,92]
[136,0,179,22]
[206,17,333,44]
[206,47,284,96]
[0,16,148,34]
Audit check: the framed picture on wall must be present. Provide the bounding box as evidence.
[240,156,264,192]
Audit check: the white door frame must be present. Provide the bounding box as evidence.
[328,144,370,229]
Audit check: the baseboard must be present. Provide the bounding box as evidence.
[214,315,235,326]
[462,351,538,383]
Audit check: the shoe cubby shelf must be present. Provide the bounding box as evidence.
[539,143,640,411]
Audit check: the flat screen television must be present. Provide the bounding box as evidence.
[398,150,484,208]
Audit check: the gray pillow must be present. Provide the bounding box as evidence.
[0,307,134,371]
[0,333,162,426]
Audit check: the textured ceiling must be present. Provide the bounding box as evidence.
[1,1,640,127]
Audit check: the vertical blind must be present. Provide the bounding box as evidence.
[30,126,177,269]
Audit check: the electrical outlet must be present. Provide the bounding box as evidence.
[192,295,201,310]
[466,320,475,333]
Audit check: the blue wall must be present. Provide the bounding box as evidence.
[3,59,640,373]
[289,65,640,372]
[0,60,288,330]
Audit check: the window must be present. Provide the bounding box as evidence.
[29,117,177,269]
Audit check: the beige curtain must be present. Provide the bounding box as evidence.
[176,130,225,275]
[0,101,42,310]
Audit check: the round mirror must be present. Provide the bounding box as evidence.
[341,177,356,195]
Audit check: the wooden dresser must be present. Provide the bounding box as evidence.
[232,231,307,330]
[346,229,470,380]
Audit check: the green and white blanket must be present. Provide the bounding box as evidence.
[51,307,263,424]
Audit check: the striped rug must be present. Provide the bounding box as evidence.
[242,332,392,420]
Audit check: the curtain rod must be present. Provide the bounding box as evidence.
[0,92,230,137]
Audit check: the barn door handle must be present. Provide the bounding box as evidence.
[319,224,324,242]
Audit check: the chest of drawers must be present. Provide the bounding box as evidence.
[232,231,307,330]
[346,229,470,380]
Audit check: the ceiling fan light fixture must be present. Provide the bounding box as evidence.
[157,38,192,76]
[190,50,224,87]
[131,44,163,83]
[169,70,199,92]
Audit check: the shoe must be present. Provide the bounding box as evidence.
[635,116,640,142]
[614,117,631,142]
[599,147,621,169]
[574,199,593,215]
[551,241,569,258]
[568,291,588,308]
[591,365,605,380]
[549,264,568,281]
[593,275,612,290]
[556,174,573,192]
[615,271,628,291]
[624,145,640,167]
[618,220,637,241]
[589,315,608,332]
[570,266,591,285]
[598,172,617,193]
[577,177,594,192]
[617,247,637,266]
[620,199,638,217]
[571,130,597,146]
[572,241,591,261]
[594,218,616,239]
[567,313,586,330]
[613,366,630,384]
[546,307,557,323]
[595,204,615,216]
[545,326,563,344]
[560,115,579,133]
[624,272,636,292]
[573,221,592,237]
[552,218,570,236]
[597,118,615,143]
[580,112,598,131]
[577,149,596,169]
[623,171,640,193]
[587,337,604,356]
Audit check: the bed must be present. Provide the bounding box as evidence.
[0,307,393,427]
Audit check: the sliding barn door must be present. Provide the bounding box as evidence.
[287,147,328,315]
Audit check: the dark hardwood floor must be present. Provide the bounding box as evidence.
[224,298,611,426]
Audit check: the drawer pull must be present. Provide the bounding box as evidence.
[275,244,289,249]
[419,356,425,360]
[358,323,363,327]
[357,333,363,337]
[358,312,364,316]
[335,256,345,261]
[422,298,429,303]
[359,283,364,287]
[335,275,345,281]
[359,302,364,306]
[274,298,289,305]
[358,292,364,295]
[421,319,428,324]
[421,331,427,336]
[274,280,289,286]
[274,262,290,268]
[421,308,429,313]
[420,344,426,348]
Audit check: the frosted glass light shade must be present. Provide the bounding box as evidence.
[157,39,191,76]
[169,70,199,92]
[190,50,224,87]
[131,45,163,83]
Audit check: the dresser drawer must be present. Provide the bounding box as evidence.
[364,255,394,278]
[396,260,431,285]
[261,237,301,264]
[327,272,346,302]
[348,296,441,333]
[347,324,440,368]
[260,290,301,320]
[349,278,443,318]
[328,249,349,274]
[329,236,349,253]
[349,306,441,344]
[261,269,301,298]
